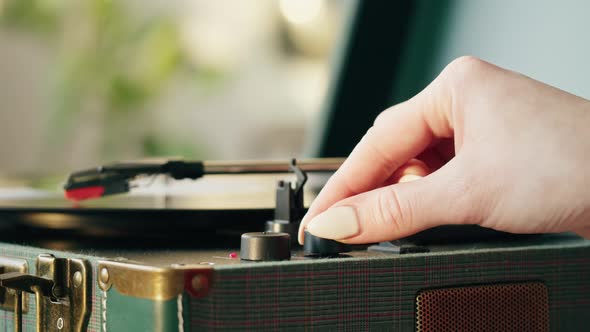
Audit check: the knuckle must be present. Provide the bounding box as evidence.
[445,162,488,225]
[372,103,404,128]
[441,56,487,89]
[432,56,493,125]
[373,109,392,128]
[373,111,385,126]
[362,126,401,171]
[374,186,412,236]
[446,56,486,74]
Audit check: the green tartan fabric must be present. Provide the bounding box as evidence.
[190,240,590,331]
[1,238,590,331]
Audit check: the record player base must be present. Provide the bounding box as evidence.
[0,234,589,331]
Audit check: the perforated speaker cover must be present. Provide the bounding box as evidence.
[415,282,549,332]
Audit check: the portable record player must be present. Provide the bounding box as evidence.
[0,158,588,332]
[2,1,589,330]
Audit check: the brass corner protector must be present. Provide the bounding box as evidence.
[98,260,214,301]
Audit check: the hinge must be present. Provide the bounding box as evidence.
[0,254,91,332]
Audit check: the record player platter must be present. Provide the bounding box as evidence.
[0,161,517,249]
[0,174,319,242]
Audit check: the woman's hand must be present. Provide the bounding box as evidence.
[298,56,590,244]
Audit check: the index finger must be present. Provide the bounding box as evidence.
[298,80,455,244]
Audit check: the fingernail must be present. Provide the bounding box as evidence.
[297,219,307,245]
[306,206,359,240]
[399,174,423,183]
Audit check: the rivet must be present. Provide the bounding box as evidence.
[57,317,64,330]
[73,271,82,288]
[191,275,204,292]
[100,267,110,284]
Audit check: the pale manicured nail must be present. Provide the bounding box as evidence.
[306,206,359,240]
[399,174,423,183]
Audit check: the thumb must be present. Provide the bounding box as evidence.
[305,161,470,244]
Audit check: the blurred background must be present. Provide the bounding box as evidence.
[2,0,590,177]
[0,0,353,175]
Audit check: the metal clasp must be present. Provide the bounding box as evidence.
[0,254,91,332]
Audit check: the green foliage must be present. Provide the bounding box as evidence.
[0,0,59,34]
[104,18,184,112]
[141,134,206,159]
[52,1,186,115]
[1,0,224,160]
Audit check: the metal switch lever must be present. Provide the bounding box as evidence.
[0,272,56,297]
[265,159,308,242]
[0,272,55,332]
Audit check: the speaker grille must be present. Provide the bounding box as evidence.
[415,282,548,332]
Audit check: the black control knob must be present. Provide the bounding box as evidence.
[303,231,351,257]
[240,232,291,261]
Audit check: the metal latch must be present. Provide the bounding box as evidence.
[0,257,28,314]
[0,254,91,332]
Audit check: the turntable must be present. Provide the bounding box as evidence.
[0,158,588,331]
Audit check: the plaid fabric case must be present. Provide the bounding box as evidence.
[1,235,589,331]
